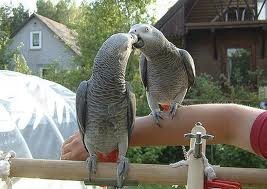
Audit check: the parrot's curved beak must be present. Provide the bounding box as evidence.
[129,31,144,49]
[130,33,138,44]
[133,36,144,48]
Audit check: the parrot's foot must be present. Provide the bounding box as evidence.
[170,152,217,181]
[151,110,163,127]
[170,104,182,119]
[86,154,97,181]
[169,160,188,167]
[117,156,129,188]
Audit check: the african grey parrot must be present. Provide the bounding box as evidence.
[129,24,195,126]
[76,33,137,188]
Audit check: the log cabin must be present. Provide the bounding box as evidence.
[155,0,267,83]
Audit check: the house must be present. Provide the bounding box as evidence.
[9,13,80,77]
[155,0,267,82]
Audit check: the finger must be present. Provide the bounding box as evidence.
[61,152,72,160]
[61,142,73,155]
[63,133,78,145]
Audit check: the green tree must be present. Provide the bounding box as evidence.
[43,64,87,92]
[10,3,29,34]
[0,3,29,70]
[12,53,31,74]
[36,0,57,21]
[78,0,156,68]
[36,0,80,29]
[43,0,156,115]
[0,5,12,36]
[0,6,12,69]
[0,30,10,69]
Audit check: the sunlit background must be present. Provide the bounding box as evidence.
[0,0,178,20]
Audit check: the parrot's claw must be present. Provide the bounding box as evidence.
[151,111,163,127]
[117,156,129,188]
[86,154,97,181]
[170,104,182,119]
[169,104,178,120]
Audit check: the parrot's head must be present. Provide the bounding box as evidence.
[129,24,167,56]
[96,33,138,65]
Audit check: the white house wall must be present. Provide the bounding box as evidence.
[10,17,77,76]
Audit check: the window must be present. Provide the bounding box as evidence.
[226,48,251,85]
[40,67,54,78]
[30,31,42,49]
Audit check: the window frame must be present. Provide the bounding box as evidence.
[40,67,52,78]
[30,31,42,49]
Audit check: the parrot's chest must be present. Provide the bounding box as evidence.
[147,59,188,103]
[85,125,127,154]
[85,96,129,154]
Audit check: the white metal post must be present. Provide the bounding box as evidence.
[186,123,207,189]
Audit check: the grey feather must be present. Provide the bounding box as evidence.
[139,54,148,90]
[126,82,136,139]
[179,49,196,89]
[76,80,88,144]
[129,24,196,123]
[76,33,137,187]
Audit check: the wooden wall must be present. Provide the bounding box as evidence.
[187,0,256,23]
[184,28,267,80]
[187,0,218,22]
[157,5,185,37]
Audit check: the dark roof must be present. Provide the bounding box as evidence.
[154,0,196,37]
[11,13,81,56]
[154,0,187,29]
[155,0,265,36]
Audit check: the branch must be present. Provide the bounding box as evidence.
[9,158,267,185]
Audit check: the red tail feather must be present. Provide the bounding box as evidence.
[97,149,119,162]
[160,104,169,112]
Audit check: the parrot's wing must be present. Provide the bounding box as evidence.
[139,54,148,90]
[178,49,196,89]
[76,80,89,143]
[126,82,136,139]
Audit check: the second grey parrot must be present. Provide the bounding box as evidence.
[76,33,137,188]
[129,24,195,126]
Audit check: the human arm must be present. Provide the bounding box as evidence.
[61,103,265,160]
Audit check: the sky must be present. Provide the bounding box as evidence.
[0,0,178,20]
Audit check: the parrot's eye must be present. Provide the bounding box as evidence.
[145,27,149,32]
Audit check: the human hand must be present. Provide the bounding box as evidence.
[60,131,89,161]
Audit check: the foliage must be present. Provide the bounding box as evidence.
[12,53,31,74]
[0,3,29,70]
[10,3,29,34]
[42,63,88,92]
[77,0,156,69]
[214,144,267,168]
[42,0,155,114]
[1,1,266,187]
[185,73,259,106]
[228,49,264,90]
[228,49,251,86]
[187,73,226,102]
[0,31,11,69]
[126,52,150,116]
[128,147,163,164]
[36,0,80,29]
[0,6,11,69]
